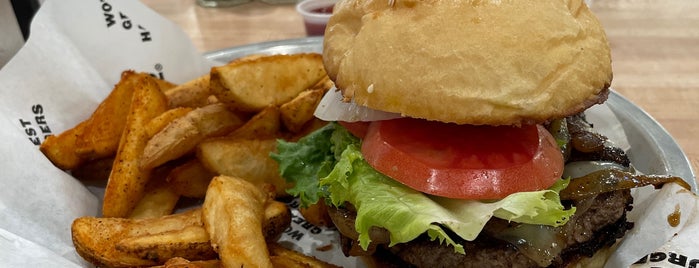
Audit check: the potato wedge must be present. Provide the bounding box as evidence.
[228,105,281,140]
[210,53,326,112]
[165,74,211,109]
[203,175,272,268]
[103,75,169,218]
[268,243,341,268]
[40,120,89,170]
[166,159,215,199]
[129,172,180,219]
[74,199,291,268]
[145,107,193,138]
[73,71,146,161]
[141,103,244,170]
[71,156,114,182]
[280,88,326,133]
[115,225,213,260]
[299,199,333,228]
[151,258,220,268]
[72,208,210,268]
[197,138,290,197]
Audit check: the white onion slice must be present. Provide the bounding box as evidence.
[313,87,402,122]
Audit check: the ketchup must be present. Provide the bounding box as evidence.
[311,5,334,14]
[302,4,334,36]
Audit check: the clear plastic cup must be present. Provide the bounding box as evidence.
[296,0,337,36]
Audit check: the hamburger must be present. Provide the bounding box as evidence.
[272,0,688,267]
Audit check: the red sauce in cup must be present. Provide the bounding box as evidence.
[302,4,335,36]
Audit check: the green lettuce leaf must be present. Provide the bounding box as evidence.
[273,122,575,253]
[270,123,338,207]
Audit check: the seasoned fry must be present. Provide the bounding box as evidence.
[58,53,336,268]
[103,75,169,218]
[141,103,244,170]
[71,156,114,182]
[210,53,326,112]
[151,258,220,268]
[72,208,211,268]
[73,71,145,161]
[197,138,290,197]
[280,87,326,133]
[228,105,281,140]
[268,243,342,268]
[203,176,272,268]
[166,159,215,198]
[40,120,89,170]
[129,173,180,219]
[299,199,333,227]
[164,74,211,109]
[146,107,193,138]
[115,225,213,260]
[74,198,291,268]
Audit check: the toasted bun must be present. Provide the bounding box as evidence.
[323,0,612,125]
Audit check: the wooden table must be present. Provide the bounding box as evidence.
[141,0,699,180]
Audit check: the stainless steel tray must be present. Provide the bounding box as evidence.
[205,37,696,189]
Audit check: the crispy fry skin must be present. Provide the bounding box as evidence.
[63,54,335,267]
[203,176,272,268]
[40,120,89,170]
[280,87,327,133]
[103,75,169,218]
[74,71,146,161]
[268,243,342,268]
[72,209,213,268]
[150,258,221,268]
[166,159,215,199]
[210,53,326,112]
[228,105,282,140]
[71,156,114,181]
[197,138,290,197]
[164,74,211,109]
[299,199,333,227]
[129,171,180,219]
[146,107,194,138]
[141,103,244,170]
[73,201,291,268]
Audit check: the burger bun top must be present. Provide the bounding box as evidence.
[323,0,612,126]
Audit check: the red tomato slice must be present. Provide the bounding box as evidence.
[339,121,370,138]
[360,118,564,200]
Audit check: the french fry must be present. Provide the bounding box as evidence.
[145,107,194,138]
[103,75,169,218]
[73,71,148,161]
[268,243,342,268]
[228,105,282,140]
[73,198,292,268]
[299,199,333,228]
[129,171,180,219]
[203,176,272,268]
[196,138,290,197]
[166,159,215,199]
[151,258,221,268]
[210,53,326,112]
[72,208,210,268]
[62,54,336,268]
[115,225,213,260]
[141,103,244,170]
[71,156,114,182]
[40,120,89,170]
[164,74,211,109]
[280,87,326,133]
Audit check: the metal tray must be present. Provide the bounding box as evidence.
[205,37,696,188]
